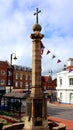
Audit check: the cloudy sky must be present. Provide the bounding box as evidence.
[0,0,73,78]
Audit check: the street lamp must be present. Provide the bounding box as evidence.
[10,53,17,92]
[10,53,17,65]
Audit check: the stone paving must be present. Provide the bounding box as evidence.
[48,116,73,130]
[48,103,73,130]
[1,103,73,130]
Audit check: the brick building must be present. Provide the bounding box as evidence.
[42,75,57,101]
[0,60,56,97]
[0,61,32,93]
[7,65,32,93]
[0,61,10,92]
[12,65,32,91]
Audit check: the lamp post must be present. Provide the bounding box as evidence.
[10,53,17,92]
[10,53,17,65]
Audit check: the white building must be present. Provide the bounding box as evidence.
[56,58,73,104]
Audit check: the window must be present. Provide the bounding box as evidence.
[69,78,73,85]
[70,93,73,103]
[16,73,18,79]
[44,86,46,90]
[29,82,32,88]
[20,81,23,88]
[8,80,11,85]
[0,86,5,90]
[20,73,23,80]
[1,70,6,76]
[25,82,28,89]
[15,81,18,87]
[60,78,62,86]
[26,75,28,80]
[29,76,32,80]
[1,79,5,85]
[60,92,62,102]
[8,71,12,76]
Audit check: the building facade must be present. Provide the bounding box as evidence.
[42,75,57,101]
[0,61,32,93]
[0,60,56,95]
[12,65,32,91]
[0,61,10,92]
[56,58,73,104]
[7,65,32,93]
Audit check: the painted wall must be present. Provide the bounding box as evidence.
[56,70,73,104]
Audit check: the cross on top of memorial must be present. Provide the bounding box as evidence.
[34,8,41,24]
[32,8,42,32]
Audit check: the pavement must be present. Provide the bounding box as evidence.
[1,102,73,130]
[48,102,73,130]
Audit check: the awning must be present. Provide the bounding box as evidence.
[13,89,24,93]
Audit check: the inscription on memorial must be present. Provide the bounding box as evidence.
[34,100,42,118]
[34,99,42,126]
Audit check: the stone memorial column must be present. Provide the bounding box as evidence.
[24,8,48,130]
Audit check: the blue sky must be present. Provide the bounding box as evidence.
[0,0,73,78]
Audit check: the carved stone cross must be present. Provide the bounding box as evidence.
[34,8,41,24]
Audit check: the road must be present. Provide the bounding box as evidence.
[47,103,73,121]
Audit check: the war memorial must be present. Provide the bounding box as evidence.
[1,8,66,130]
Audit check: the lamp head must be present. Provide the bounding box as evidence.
[13,56,17,60]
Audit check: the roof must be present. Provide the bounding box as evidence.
[0,60,10,68]
[42,75,52,82]
[41,76,57,89]
[68,58,73,61]
[67,66,73,70]
[13,65,32,72]
[3,92,27,99]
